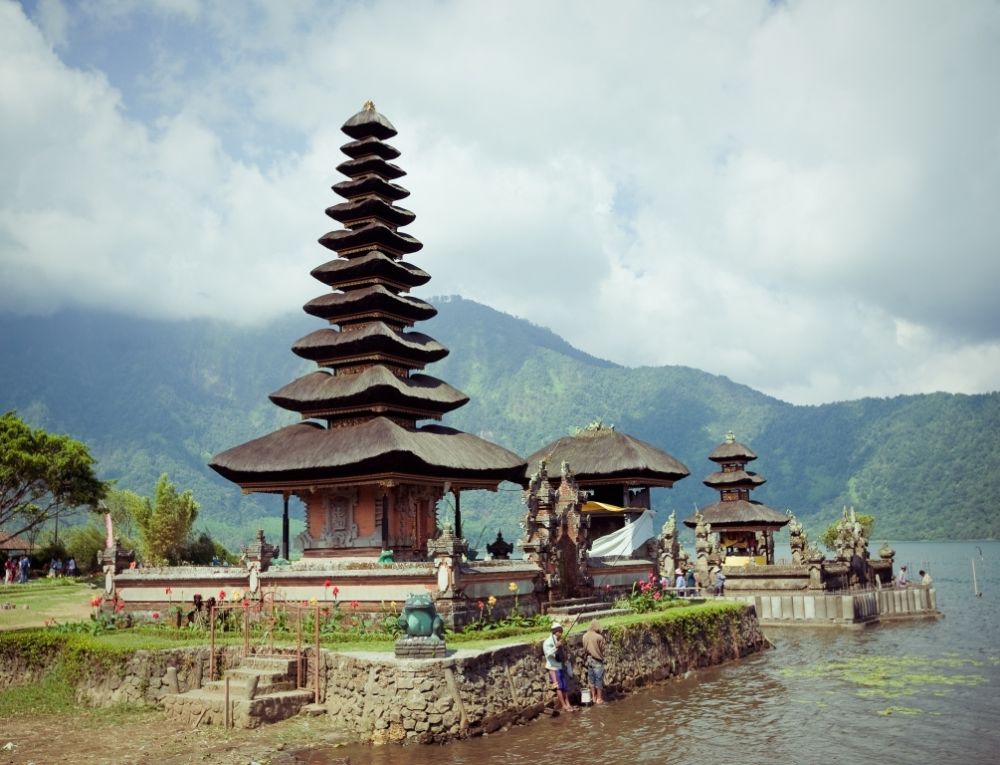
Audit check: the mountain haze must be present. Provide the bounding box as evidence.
[1,297,997,549]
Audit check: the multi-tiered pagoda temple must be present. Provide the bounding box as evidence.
[683,432,788,565]
[210,102,526,560]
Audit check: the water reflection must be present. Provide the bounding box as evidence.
[296,541,1000,765]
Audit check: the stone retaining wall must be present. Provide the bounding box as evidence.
[0,604,766,746]
[320,604,767,744]
[727,586,939,626]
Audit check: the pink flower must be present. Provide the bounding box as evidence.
[152,611,160,619]
[653,592,662,601]
[350,600,359,609]
[164,586,173,595]
[477,600,485,610]
[332,586,340,598]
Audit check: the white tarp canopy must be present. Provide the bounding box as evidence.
[588,510,654,558]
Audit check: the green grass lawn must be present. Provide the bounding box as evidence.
[0,578,97,630]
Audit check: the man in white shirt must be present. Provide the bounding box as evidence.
[542,623,575,712]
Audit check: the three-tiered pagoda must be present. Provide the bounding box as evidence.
[683,432,788,565]
[210,102,526,560]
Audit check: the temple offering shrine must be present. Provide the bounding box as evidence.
[683,432,788,566]
[210,102,526,560]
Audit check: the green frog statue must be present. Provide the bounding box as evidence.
[397,593,446,640]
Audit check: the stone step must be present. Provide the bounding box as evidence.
[204,677,298,696]
[544,596,602,611]
[237,655,299,674]
[547,601,617,617]
[163,688,316,729]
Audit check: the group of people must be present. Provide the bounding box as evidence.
[542,619,608,713]
[895,565,933,588]
[46,557,77,577]
[2,555,79,584]
[3,556,31,584]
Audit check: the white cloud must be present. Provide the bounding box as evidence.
[2,0,999,405]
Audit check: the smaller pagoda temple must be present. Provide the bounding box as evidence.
[522,422,689,540]
[683,432,788,566]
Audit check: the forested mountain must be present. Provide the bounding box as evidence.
[1,297,997,549]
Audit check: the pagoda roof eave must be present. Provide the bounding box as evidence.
[209,418,527,487]
[682,499,789,528]
[523,428,689,485]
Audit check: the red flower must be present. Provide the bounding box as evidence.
[332,586,340,598]
[324,579,332,589]
[218,590,226,600]
[477,600,485,610]
[90,596,103,607]
[164,586,173,595]
[350,600,359,609]
[152,611,160,619]
[653,592,662,601]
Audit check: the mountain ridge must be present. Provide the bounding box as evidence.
[1,296,997,547]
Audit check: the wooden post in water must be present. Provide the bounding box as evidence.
[972,558,981,597]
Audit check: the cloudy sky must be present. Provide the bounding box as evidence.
[3,0,999,405]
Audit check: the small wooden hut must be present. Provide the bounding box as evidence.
[523,422,689,539]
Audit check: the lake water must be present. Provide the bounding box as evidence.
[298,541,1000,765]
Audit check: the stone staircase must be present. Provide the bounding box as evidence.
[163,654,317,729]
[544,596,630,623]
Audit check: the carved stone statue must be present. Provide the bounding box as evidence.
[787,511,806,565]
[657,511,678,580]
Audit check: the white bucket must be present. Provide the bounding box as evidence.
[580,688,592,705]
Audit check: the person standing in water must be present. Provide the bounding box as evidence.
[581,619,607,705]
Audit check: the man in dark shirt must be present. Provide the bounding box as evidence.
[581,619,607,705]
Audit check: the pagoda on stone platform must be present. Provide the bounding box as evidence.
[210,102,526,560]
[683,432,788,565]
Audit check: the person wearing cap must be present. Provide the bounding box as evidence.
[581,619,607,705]
[543,623,575,712]
[675,568,686,596]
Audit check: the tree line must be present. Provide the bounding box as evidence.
[1,411,230,574]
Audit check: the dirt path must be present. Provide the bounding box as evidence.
[1,708,356,765]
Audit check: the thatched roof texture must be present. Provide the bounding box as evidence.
[523,423,689,487]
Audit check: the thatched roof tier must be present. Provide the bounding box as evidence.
[209,418,526,489]
[333,175,409,202]
[303,286,436,326]
[291,323,447,367]
[523,426,689,487]
[325,197,415,228]
[709,438,757,463]
[341,103,398,140]
[682,500,788,529]
[320,222,423,256]
[269,368,467,420]
[702,470,766,489]
[336,155,405,180]
[340,136,401,160]
[310,251,430,290]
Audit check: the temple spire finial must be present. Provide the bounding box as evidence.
[363,99,376,111]
[725,430,735,443]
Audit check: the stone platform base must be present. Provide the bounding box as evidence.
[395,636,447,658]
